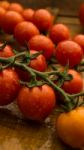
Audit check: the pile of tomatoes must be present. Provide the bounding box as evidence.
[0,1,84,149]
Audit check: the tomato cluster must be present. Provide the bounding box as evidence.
[0,1,84,149]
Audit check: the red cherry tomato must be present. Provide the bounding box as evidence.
[55,40,83,68]
[62,69,83,94]
[8,2,23,14]
[28,35,55,60]
[49,24,70,45]
[0,7,6,28]
[22,8,34,22]
[0,43,14,57]
[14,21,40,45]
[2,11,24,34]
[79,3,84,25]
[17,85,56,121]
[16,50,47,81]
[0,69,20,105]
[73,34,84,54]
[33,9,53,32]
[0,1,10,10]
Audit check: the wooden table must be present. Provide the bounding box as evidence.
[0,1,84,150]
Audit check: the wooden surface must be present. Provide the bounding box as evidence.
[0,0,84,150]
[0,14,83,150]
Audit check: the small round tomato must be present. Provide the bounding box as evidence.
[73,34,84,54]
[56,107,84,148]
[22,8,34,22]
[16,50,47,81]
[0,7,6,28]
[0,1,10,10]
[33,9,53,32]
[14,21,40,45]
[79,3,84,25]
[8,2,23,14]
[55,40,83,68]
[0,69,20,105]
[0,43,14,57]
[17,84,56,121]
[2,11,24,34]
[62,69,83,94]
[49,24,70,45]
[28,35,55,60]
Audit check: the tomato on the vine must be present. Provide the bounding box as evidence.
[62,69,83,94]
[0,1,10,10]
[0,69,20,105]
[28,35,55,60]
[17,84,56,121]
[2,10,24,34]
[0,7,6,28]
[0,43,14,57]
[8,2,23,14]
[55,40,83,68]
[22,8,34,22]
[14,21,40,45]
[56,107,84,148]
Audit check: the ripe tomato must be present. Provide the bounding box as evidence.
[49,24,70,45]
[17,85,56,121]
[0,69,20,105]
[16,50,47,81]
[22,8,34,22]
[0,7,6,28]
[2,11,24,34]
[14,21,40,45]
[79,3,84,25]
[0,1,10,10]
[33,9,53,32]
[73,34,84,54]
[28,35,55,60]
[55,40,83,68]
[56,107,84,148]
[8,2,23,14]
[0,43,14,57]
[62,69,83,94]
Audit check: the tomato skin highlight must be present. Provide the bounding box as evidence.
[62,69,83,94]
[2,11,24,34]
[14,21,40,45]
[17,85,56,121]
[33,9,53,32]
[73,34,84,54]
[55,40,83,68]
[8,2,23,14]
[0,1,10,10]
[56,107,84,148]
[28,35,54,60]
[0,69,20,105]
[0,43,14,57]
[22,9,34,22]
[49,24,70,45]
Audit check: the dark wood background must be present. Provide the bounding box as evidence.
[1,0,84,16]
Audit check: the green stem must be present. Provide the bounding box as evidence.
[68,91,84,98]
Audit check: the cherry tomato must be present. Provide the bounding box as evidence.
[56,107,84,148]
[17,84,56,121]
[14,21,40,45]
[0,43,14,57]
[28,35,55,60]
[0,69,20,105]
[55,40,83,68]
[73,34,84,54]
[0,1,10,10]
[62,69,83,94]
[0,7,6,28]
[79,3,84,25]
[22,8,34,22]
[49,24,70,45]
[33,9,53,32]
[8,2,23,14]
[2,11,24,34]
[16,50,47,81]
